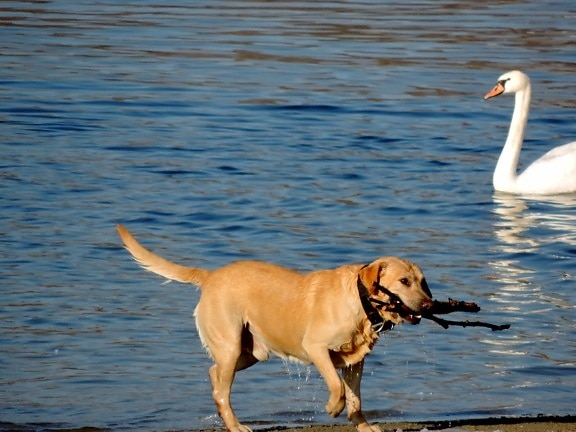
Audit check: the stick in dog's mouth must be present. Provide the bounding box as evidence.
[382,300,423,325]
[371,285,510,331]
[369,282,425,325]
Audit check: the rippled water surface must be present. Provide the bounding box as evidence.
[1,1,575,431]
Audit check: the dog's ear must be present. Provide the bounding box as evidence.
[358,261,386,294]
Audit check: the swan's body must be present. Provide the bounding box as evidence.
[484,70,576,195]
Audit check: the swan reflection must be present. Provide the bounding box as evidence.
[486,192,576,356]
[491,192,576,253]
[489,191,576,304]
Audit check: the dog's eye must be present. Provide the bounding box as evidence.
[400,278,411,286]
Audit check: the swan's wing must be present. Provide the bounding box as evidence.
[537,141,576,160]
[518,141,576,193]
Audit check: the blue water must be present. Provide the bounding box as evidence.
[1,1,575,431]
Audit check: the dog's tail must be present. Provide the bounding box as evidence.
[116,224,209,287]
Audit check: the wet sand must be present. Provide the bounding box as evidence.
[3,415,575,432]
[250,416,576,432]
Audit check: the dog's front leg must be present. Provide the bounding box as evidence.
[304,344,345,417]
[342,360,382,432]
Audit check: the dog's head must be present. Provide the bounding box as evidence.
[358,257,433,325]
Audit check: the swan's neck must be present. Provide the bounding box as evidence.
[493,84,531,191]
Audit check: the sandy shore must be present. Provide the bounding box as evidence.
[247,416,576,432]
[4,416,575,432]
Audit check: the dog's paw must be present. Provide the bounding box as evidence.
[227,425,253,432]
[356,423,382,432]
[325,394,346,417]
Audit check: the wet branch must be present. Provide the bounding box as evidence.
[423,298,510,332]
[429,298,481,314]
[423,314,511,331]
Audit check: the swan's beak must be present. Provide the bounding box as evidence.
[484,82,505,100]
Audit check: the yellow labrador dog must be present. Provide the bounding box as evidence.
[116,224,433,432]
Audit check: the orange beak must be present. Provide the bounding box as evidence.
[484,82,505,100]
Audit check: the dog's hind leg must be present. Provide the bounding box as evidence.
[342,360,381,432]
[196,308,254,431]
[208,327,262,429]
[207,333,256,432]
[208,361,252,432]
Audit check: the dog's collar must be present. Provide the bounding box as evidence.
[356,273,395,333]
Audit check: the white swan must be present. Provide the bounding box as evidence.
[484,70,576,195]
